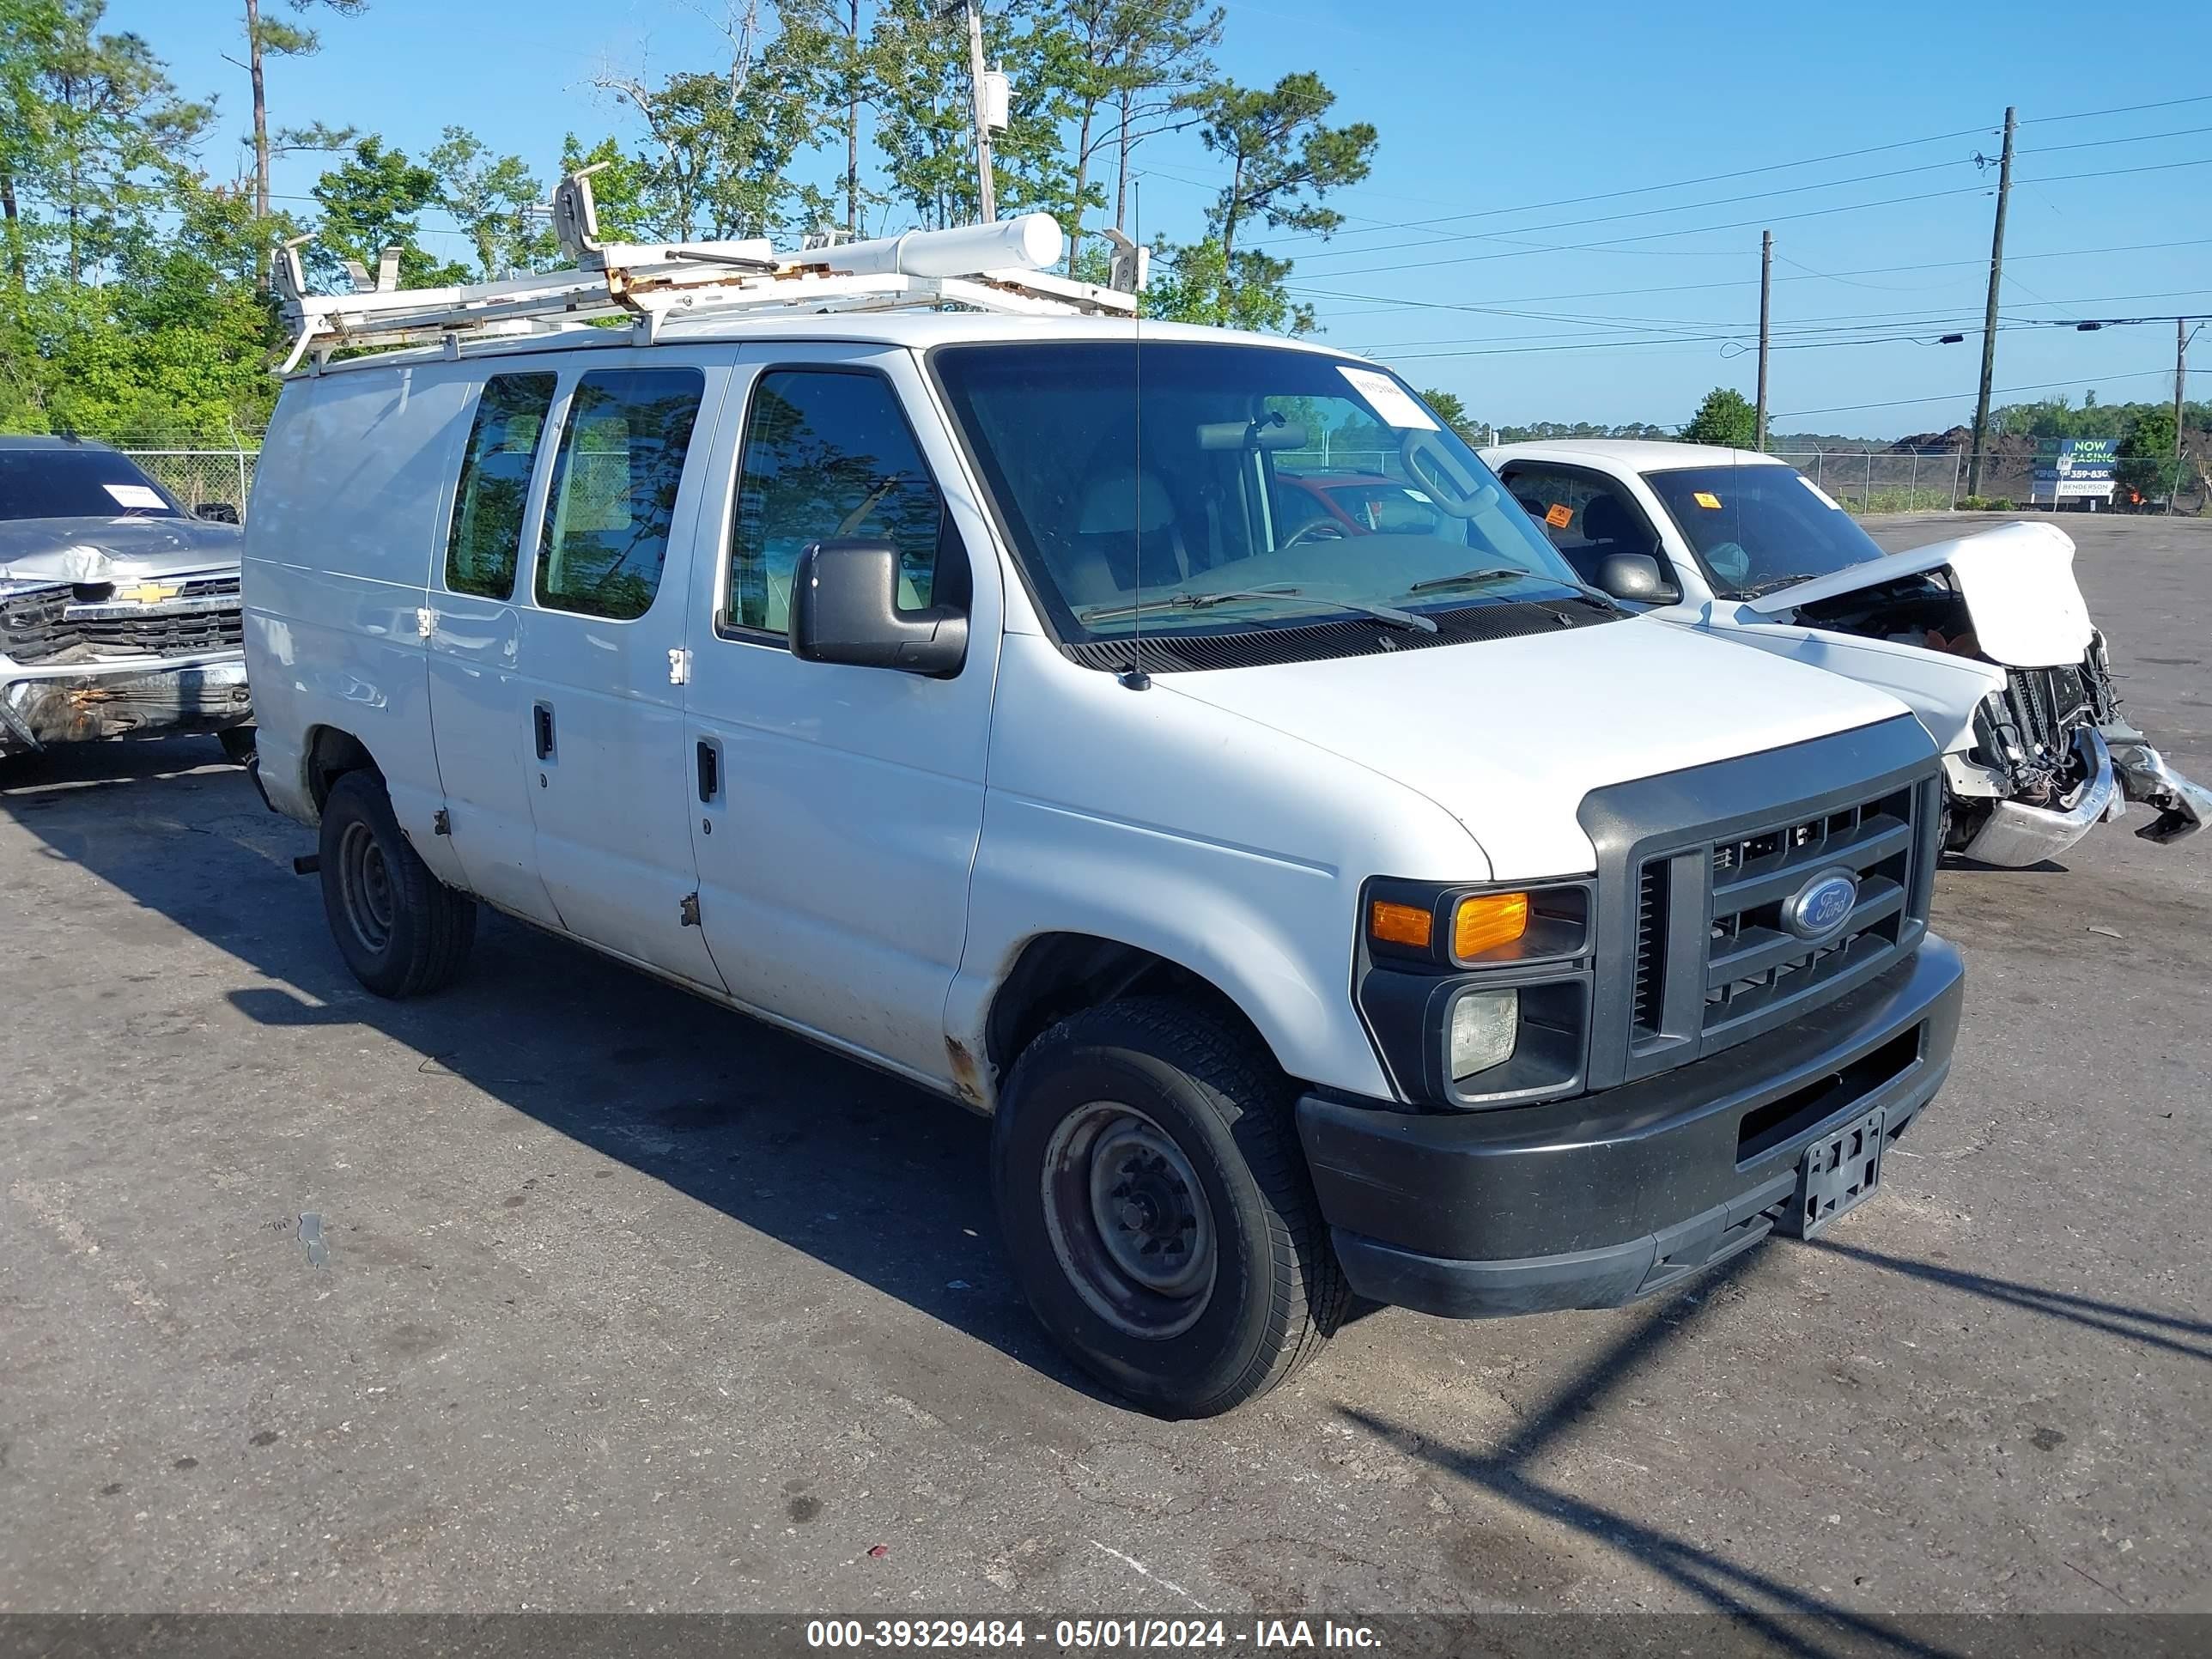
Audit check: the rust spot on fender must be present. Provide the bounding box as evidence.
[945,1037,986,1106]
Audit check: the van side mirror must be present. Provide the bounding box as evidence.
[789,538,968,676]
[195,502,240,525]
[1593,552,1679,605]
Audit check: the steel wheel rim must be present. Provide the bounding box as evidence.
[1041,1102,1217,1340]
[337,820,397,954]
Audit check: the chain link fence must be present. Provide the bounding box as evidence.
[1773,449,2208,516]
[118,447,258,519]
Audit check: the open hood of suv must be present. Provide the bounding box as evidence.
[0,514,244,586]
[1158,613,1916,881]
[1741,520,2093,668]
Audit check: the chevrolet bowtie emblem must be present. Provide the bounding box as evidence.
[119,582,182,605]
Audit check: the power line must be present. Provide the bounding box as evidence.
[1287,123,2212,273]
[1249,120,1998,255]
[1259,101,2212,259]
[1295,239,2212,318]
[2022,92,2212,125]
[1299,156,2212,283]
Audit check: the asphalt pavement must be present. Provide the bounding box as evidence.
[2,513,2206,1620]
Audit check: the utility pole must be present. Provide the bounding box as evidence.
[963,1,997,222]
[2173,319,2201,516]
[1755,228,1772,452]
[1967,106,2016,499]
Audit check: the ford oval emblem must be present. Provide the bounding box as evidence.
[1783,871,1858,939]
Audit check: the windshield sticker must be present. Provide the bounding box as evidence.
[1405,489,1433,503]
[102,483,166,509]
[1544,503,1573,529]
[1336,366,1440,430]
[1796,474,1845,513]
[1692,490,1723,510]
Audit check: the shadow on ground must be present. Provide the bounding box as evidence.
[1,736,1104,1403]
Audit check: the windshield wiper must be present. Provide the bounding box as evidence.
[1406,565,1619,607]
[1077,585,1438,634]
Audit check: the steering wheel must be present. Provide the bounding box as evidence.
[1282,518,1349,548]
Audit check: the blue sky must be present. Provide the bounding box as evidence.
[109,0,2212,436]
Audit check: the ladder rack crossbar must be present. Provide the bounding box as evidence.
[274,198,1138,374]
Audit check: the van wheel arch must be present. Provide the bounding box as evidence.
[985,933,1287,1090]
[304,725,380,815]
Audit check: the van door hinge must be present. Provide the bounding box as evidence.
[416,607,436,640]
[678,892,701,928]
[668,647,691,685]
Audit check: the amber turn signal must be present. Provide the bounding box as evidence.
[1368,899,1434,950]
[1452,891,1529,960]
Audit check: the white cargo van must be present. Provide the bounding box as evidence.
[244,193,1964,1415]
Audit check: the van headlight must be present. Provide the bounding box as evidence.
[1449,988,1519,1079]
[1357,877,1593,1109]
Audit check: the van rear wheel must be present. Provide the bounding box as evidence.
[318,770,476,998]
[992,997,1346,1418]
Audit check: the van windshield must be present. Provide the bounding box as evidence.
[933,342,1589,645]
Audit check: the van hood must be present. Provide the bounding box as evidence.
[1156,613,1917,881]
[1742,520,2092,668]
[0,515,244,586]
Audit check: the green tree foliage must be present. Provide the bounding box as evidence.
[869,0,1082,231]
[240,0,366,218]
[3,0,1403,445]
[592,3,831,243]
[1148,70,1373,334]
[1417,387,1480,445]
[1682,386,1758,448]
[2116,403,2180,498]
[428,126,545,279]
[306,135,471,289]
[1,0,210,283]
[1992,392,2209,441]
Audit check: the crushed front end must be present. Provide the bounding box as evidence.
[1960,634,2206,862]
[0,572,252,758]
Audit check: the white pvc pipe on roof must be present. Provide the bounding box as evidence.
[796,214,1063,279]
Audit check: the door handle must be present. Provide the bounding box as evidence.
[696,739,720,803]
[533,702,555,761]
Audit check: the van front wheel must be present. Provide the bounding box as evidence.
[992,998,1346,1417]
[318,770,476,998]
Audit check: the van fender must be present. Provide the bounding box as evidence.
[945,797,1399,1110]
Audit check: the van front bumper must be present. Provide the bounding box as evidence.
[0,655,252,757]
[1297,936,1965,1319]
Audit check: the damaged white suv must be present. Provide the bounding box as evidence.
[1483,441,2209,866]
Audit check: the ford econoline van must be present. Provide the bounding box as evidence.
[244,208,1964,1416]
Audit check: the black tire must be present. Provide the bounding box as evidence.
[992,996,1347,1418]
[317,769,476,998]
[217,725,258,765]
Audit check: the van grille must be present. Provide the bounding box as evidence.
[1697,784,1917,1040]
[1631,860,1667,1039]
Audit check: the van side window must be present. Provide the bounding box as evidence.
[446,372,556,599]
[536,367,706,622]
[727,368,945,636]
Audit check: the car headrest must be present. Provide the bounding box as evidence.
[1076,467,1177,536]
[1580,492,1643,546]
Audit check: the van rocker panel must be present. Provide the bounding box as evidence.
[1297,934,1964,1317]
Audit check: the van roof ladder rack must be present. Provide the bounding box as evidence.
[272,167,1145,374]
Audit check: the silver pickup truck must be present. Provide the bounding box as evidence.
[0,435,253,763]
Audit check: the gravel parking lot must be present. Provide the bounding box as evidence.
[3,514,2207,1622]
